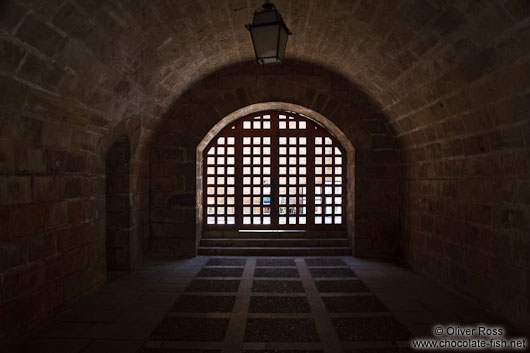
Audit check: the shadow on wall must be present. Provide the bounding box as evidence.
[106,135,132,270]
[147,60,403,259]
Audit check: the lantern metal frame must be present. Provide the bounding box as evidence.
[245,1,292,65]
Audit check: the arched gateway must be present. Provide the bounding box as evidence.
[203,110,346,230]
[196,103,355,255]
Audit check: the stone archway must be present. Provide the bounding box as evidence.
[149,61,401,259]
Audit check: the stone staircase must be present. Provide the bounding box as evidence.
[198,230,352,256]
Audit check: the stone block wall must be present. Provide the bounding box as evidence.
[0,0,150,342]
[0,116,107,342]
[383,2,530,331]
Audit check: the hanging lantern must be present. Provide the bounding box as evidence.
[245,1,292,65]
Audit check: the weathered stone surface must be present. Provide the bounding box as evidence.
[18,54,63,91]
[16,14,66,57]
[0,176,31,205]
[0,241,24,272]
[0,38,25,73]
[0,75,30,108]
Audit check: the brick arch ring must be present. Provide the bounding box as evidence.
[196,102,356,253]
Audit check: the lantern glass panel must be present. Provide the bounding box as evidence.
[251,24,280,63]
[278,25,288,61]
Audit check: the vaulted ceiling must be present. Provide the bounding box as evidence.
[5,0,528,149]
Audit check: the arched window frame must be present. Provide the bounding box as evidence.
[197,104,355,237]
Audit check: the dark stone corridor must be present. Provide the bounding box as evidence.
[1,0,529,350]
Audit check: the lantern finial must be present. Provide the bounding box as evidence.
[262,1,275,10]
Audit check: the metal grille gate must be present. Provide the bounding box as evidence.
[203,110,346,231]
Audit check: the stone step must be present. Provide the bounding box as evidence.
[200,238,350,247]
[203,230,347,239]
[197,246,352,256]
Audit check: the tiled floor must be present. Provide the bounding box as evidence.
[16,256,522,353]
